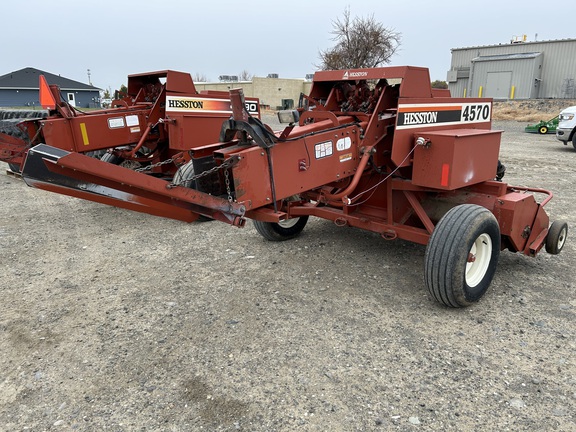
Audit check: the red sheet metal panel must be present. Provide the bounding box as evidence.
[392,98,494,168]
[493,192,541,253]
[412,129,502,190]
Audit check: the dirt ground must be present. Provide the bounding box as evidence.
[0,119,575,431]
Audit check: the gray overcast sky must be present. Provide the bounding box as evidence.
[3,0,572,91]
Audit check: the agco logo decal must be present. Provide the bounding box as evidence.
[343,70,368,79]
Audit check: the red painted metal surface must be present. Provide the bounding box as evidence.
[412,129,502,190]
[0,70,260,177]
[11,65,560,261]
[0,133,27,167]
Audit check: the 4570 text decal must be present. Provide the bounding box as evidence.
[396,102,492,129]
[461,103,491,122]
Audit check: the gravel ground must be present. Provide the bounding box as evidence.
[0,119,574,431]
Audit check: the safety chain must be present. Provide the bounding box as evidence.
[135,157,175,172]
[168,155,239,197]
[224,169,233,203]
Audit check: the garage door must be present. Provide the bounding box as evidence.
[485,71,512,99]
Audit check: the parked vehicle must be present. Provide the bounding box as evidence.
[524,116,558,134]
[555,106,576,149]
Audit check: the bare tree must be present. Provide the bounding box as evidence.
[238,70,253,81]
[319,8,401,70]
[193,73,209,82]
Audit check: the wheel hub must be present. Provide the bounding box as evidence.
[278,218,300,229]
[466,233,492,287]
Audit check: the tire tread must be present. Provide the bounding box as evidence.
[425,205,500,307]
[253,217,309,241]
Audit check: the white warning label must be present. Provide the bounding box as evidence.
[315,141,333,159]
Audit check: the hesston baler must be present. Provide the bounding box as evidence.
[0,70,260,176]
[4,66,568,307]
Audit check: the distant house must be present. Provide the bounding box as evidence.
[0,67,101,108]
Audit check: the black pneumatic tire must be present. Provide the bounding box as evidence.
[545,221,568,255]
[100,151,145,170]
[253,216,309,241]
[572,134,576,151]
[1,122,28,173]
[100,152,123,164]
[85,150,107,159]
[173,161,212,222]
[173,160,197,188]
[425,204,501,308]
[538,126,548,134]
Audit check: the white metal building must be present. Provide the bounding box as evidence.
[447,38,576,99]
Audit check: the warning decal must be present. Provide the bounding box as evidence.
[315,141,333,159]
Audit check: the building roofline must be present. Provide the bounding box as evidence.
[471,52,543,62]
[0,67,101,91]
[0,87,100,91]
[451,38,576,52]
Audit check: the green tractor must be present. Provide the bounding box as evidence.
[524,115,559,134]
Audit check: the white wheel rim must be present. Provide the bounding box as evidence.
[557,226,567,250]
[466,233,492,287]
[278,218,299,228]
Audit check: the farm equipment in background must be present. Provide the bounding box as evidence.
[10,66,568,308]
[0,109,49,172]
[524,115,559,134]
[0,70,260,177]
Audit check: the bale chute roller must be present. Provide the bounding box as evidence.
[12,66,568,307]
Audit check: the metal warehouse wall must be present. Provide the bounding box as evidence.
[471,53,543,99]
[193,77,313,110]
[448,39,576,99]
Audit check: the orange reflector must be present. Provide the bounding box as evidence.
[39,75,56,110]
[441,163,450,187]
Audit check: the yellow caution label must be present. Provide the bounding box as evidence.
[80,123,89,146]
[339,153,352,162]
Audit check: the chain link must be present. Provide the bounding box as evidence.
[126,152,241,215]
[135,157,175,172]
[224,169,232,203]
[169,155,238,192]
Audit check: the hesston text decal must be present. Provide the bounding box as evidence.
[166,96,259,115]
[396,102,491,129]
